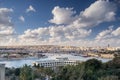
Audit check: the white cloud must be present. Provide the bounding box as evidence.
[18,25,91,44]
[0,0,119,47]
[0,8,16,45]
[19,16,25,22]
[49,6,77,25]
[0,26,15,36]
[17,0,118,46]
[111,27,120,36]
[0,8,13,26]
[73,0,116,28]
[0,8,15,36]
[95,26,113,40]
[26,5,36,12]
[96,26,120,40]
[49,0,116,28]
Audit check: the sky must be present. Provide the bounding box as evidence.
[0,0,120,47]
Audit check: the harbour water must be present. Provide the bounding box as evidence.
[0,53,111,68]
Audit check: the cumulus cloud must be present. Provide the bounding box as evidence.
[0,8,13,26]
[18,25,91,44]
[0,26,15,36]
[111,27,120,36]
[96,26,120,40]
[26,5,36,12]
[49,6,77,25]
[19,16,25,22]
[0,0,118,47]
[0,8,16,45]
[0,8,15,36]
[18,0,118,46]
[95,26,113,40]
[73,0,116,28]
[49,0,116,28]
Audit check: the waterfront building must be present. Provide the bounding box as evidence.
[33,57,80,68]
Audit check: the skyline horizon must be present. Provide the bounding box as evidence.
[0,44,119,48]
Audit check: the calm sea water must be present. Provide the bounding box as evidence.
[0,53,111,68]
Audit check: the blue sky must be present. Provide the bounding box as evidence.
[0,0,120,47]
[0,0,96,33]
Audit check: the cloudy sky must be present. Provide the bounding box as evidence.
[0,0,120,47]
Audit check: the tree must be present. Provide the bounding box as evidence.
[20,64,34,80]
[52,64,85,80]
[106,56,120,69]
[14,68,20,76]
[84,59,102,71]
[43,68,54,76]
[83,59,102,80]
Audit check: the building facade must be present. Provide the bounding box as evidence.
[33,58,80,68]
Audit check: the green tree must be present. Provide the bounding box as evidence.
[106,56,120,69]
[83,59,102,80]
[20,64,34,80]
[52,64,85,80]
[84,59,102,71]
[43,68,54,76]
[14,68,20,76]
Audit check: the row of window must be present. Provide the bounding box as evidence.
[37,61,77,67]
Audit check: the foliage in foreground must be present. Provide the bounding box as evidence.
[5,56,120,80]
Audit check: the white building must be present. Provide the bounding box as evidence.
[33,57,80,68]
[0,64,5,80]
